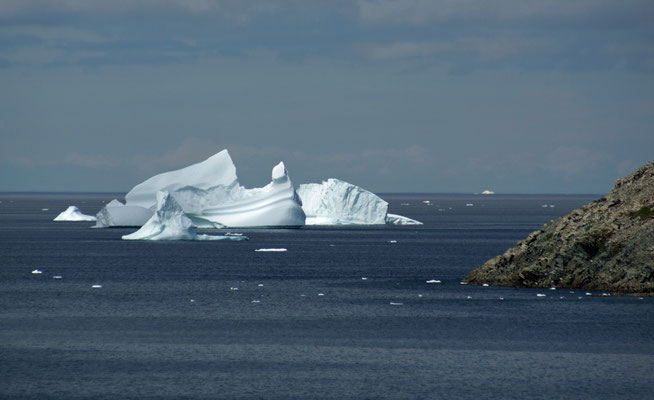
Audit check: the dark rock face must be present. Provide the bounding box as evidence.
[466,162,654,293]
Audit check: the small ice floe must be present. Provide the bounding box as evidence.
[257,284,264,287]
[423,200,431,204]
[466,296,473,299]
[601,293,610,297]
[91,284,102,288]
[466,203,474,207]
[251,300,261,303]
[536,293,546,297]
[482,283,489,287]
[481,190,495,195]
[549,287,557,291]
[317,293,325,296]
[388,240,397,243]
[426,279,441,284]
[41,208,49,211]
[460,281,468,285]
[418,294,423,298]
[541,204,548,208]
[225,232,244,236]
[255,248,287,252]
[53,275,62,279]
[329,244,335,247]
[361,277,368,280]
[230,287,239,291]
[549,205,555,208]
[569,291,575,294]
[499,297,504,300]
[585,292,592,296]
[389,302,404,306]
[31,269,42,274]
[190,299,195,303]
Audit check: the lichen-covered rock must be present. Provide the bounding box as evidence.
[466,162,654,293]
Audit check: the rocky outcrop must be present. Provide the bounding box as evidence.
[466,162,654,293]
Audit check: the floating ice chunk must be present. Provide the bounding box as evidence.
[466,203,474,207]
[585,292,592,296]
[91,284,102,288]
[423,200,431,204]
[42,208,49,211]
[466,296,473,299]
[54,206,97,222]
[255,248,287,252]
[251,300,261,303]
[482,283,489,287]
[549,287,557,290]
[426,279,441,284]
[460,281,468,285]
[31,269,42,274]
[317,293,325,296]
[536,293,546,297]
[53,275,62,279]
[388,240,397,243]
[389,302,404,306]
[541,204,548,208]
[230,287,239,291]
[386,213,423,225]
[122,191,248,241]
[481,190,495,195]
[361,277,368,280]
[401,203,411,206]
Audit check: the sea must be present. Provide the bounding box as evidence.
[1,193,652,400]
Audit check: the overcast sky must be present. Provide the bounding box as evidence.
[1,0,653,194]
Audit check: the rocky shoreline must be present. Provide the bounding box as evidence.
[465,162,654,294]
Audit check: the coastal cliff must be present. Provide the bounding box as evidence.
[466,162,654,293]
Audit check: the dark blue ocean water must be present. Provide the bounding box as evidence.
[1,193,652,400]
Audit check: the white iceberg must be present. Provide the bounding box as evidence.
[172,161,305,228]
[481,190,495,195]
[53,206,97,222]
[297,178,422,225]
[122,190,249,241]
[94,199,153,228]
[96,150,305,228]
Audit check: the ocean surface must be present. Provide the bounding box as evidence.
[1,193,652,400]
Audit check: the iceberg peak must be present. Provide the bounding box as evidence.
[271,161,289,184]
[53,206,97,222]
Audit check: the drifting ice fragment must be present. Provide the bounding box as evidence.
[31,269,42,274]
[426,279,441,284]
[91,284,102,288]
[53,275,62,279]
[54,206,97,222]
[481,190,495,195]
[255,248,287,252]
[466,203,474,207]
[536,293,546,297]
[389,302,404,306]
[482,283,489,287]
[386,213,422,225]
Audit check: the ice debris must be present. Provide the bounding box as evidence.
[31,269,42,274]
[54,206,97,222]
[255,248,288,252]
[426,279,441,284]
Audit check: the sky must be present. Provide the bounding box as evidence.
[1,0,653,194]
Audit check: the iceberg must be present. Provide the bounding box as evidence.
[171,161,305,228]
[97,150,305,228]
[53,206,97,222]
[122,190,248,241]
[297,179,422,225]
[94,199,153,228]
